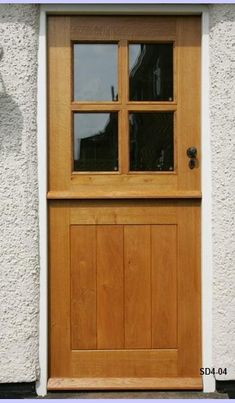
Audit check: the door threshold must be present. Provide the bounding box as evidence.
[48,377,203,391]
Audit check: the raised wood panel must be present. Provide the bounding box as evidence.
[151,225,177,348]
[97,225,124,349]
[71,226,97,350]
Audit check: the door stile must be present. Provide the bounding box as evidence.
[177,201,202,377]
[49,202,72,377]
[176,17,201,192]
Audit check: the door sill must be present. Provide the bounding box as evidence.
[47,377,203,391]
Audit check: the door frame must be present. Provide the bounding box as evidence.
[36,4,212,396]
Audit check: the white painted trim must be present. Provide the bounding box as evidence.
[41,3,204,15]
[36,8,48,398]
[36,4,214,396]
[201,10,215,393]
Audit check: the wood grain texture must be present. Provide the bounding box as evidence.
[49,202,71,377]
[70,103,176,111]
[49,200,201,384]
[48,190,202,200]
[48,17,71,192]
[70,16,177,41]
[48,13,202,389]
[177,201,201,377]
[151,225,177,348]
[176,16,201,191]
[71,349,178,378]
[124,225,151,348]
[48,376,202,390]
[71,226,97,350]
[48,15,201,197]
[71,102,121,111]
[97,225,124,349]
[70,200,177,225]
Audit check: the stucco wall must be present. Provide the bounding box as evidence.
[0,3,235,386]
[209,4,235,381]
[0,5,40,382]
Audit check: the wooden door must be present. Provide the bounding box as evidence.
[48,16,202,390]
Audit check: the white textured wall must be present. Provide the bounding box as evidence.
[0,5,40,381]
[209,5,235,380]
[0,4,235,385]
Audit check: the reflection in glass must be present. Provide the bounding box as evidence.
[74,113,118,171]
[129,112,174,171]
[129,44,173,101]
[74,44,118,101]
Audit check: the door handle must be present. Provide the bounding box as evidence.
[187,146,197,169]
[187,146,197,159]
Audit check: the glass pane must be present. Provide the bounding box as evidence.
[74,44,118,101]
[129,44,173,101]
[129,112,174,171]
[74,113,118,172]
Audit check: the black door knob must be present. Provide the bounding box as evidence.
[187,146,197,159]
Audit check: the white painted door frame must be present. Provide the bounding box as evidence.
[36,4,213,396]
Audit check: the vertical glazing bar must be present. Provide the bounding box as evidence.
[119,39,129,174]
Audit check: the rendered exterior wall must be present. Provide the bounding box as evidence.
[0,4,234,385]
[0,5,40,382]
[209,4,235,381]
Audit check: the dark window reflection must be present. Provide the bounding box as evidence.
[74,44,118,101]
[129,44,173,101]
[74,113,118,172]
[129,112,174,171]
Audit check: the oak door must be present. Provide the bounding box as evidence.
[48,16,202,390]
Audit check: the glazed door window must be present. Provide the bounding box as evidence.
[72,42,175,174]
[48,16,200,198]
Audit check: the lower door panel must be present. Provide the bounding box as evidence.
[48,200,202,390]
